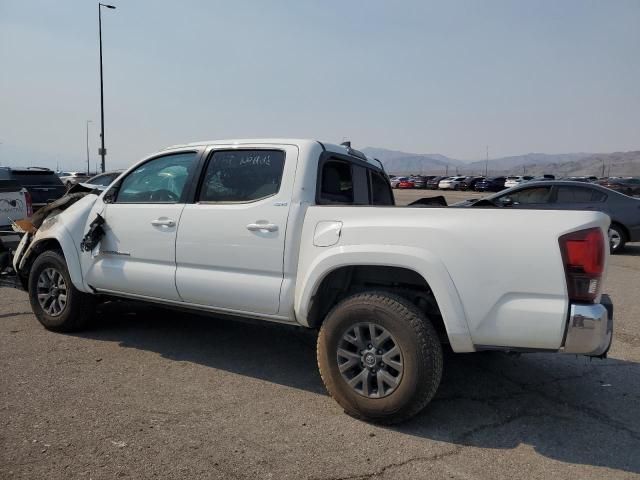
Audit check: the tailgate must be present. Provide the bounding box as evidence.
[0,183,27,228]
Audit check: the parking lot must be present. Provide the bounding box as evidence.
[1,190,639,480]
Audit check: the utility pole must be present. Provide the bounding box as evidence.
[485,146,489,176]
[86,120,93,175]
[98,3,116,173]
[601,158,605,177]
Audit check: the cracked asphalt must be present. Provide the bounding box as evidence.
[1,190,639,479]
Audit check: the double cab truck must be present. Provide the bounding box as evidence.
[12,139,614,423]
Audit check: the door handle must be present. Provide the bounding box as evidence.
[246,223,278,232]
[151,218,176,227]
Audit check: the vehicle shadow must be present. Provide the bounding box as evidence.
[78,301,640,475]
[621,243,640,256]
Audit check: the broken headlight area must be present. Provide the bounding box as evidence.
[80,214,106,252]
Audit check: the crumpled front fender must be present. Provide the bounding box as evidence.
[13,194,100,293]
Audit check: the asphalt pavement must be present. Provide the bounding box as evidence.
[1,190,639,479]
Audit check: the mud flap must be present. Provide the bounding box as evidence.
[0,236,20,289]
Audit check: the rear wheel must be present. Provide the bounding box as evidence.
[28,250,96,332]
[317,291,443,424]
[608,224,627,254]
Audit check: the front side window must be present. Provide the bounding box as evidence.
[556,186,606,203]
[199,150,285,202]
[116,152,197,203]
[319,161,354,204]
[507,186,552,204]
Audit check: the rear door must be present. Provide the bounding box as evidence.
[175,145,297,315]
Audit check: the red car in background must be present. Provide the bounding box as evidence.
[397,179,415,189]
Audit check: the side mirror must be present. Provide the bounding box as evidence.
[103,184,120,204]
[499,196,514,207]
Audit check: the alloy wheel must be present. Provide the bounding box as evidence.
[36,267,68,317]
[337,322,404,398]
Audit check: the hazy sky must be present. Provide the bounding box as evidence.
[1,0,639,170]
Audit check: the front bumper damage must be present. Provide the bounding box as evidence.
[561,294,613,357]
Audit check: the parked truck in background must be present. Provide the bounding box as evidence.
[1,179,31,249]
[11,139,614,423]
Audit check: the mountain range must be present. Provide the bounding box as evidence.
[361,147,640,177]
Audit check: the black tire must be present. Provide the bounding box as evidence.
[28,250,96,332]
[317,291,443,424]
[608,224,627,254]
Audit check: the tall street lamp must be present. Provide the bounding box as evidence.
[86,120,93,175]
[98,3,116,173]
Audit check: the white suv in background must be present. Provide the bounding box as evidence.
[438,176,466,190]
[504,176,534,188]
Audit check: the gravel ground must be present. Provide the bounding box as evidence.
[1,190,639,479]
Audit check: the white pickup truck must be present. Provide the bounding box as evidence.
[12,139,614,423]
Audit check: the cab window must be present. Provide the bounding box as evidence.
[116,152,197,203]
[199,150,285,203]
[370,171,394,205]
[319,161,354,204]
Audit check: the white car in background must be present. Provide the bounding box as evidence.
[438,176,466,190]
[504,176,534,189]
[58,171,90,188]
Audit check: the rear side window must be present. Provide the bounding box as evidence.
[199,150,285,202]
[556,186,606,203]
[319,161,354,204]
[370,171,394,205]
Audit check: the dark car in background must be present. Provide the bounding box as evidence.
[474,176,506,192]
[598,177,640,197]
[410,176,427,189]
[0,167,66,211]
[81,170,124,189]
[458,176,485,191]
[455,180,640,253]
[426,176,445,189]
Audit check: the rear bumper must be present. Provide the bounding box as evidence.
[561,294,613,357]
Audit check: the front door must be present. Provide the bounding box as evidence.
[85,151,199,300]
[175,146,298,315]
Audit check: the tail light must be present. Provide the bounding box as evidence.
[559,227,605,303]
[25,190,33,217]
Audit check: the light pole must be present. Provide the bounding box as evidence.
[98,3,116,173]
[86,120,93,175]
[485,146,489,176]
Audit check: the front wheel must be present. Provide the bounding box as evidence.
[28,250,96,332]
[317,292,443,424]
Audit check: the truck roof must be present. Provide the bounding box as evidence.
[164,138,384,170]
